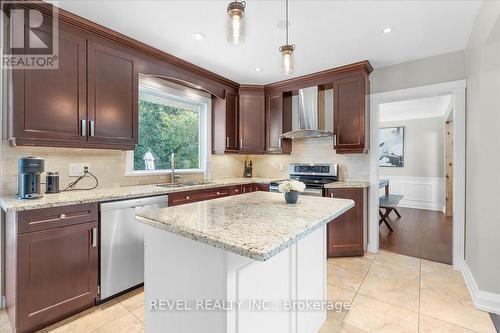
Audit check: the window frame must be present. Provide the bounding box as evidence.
[125,78,211,177]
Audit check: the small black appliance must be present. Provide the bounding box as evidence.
[17,156,44,199]
[45,171,60,194]
[243,160,253,178]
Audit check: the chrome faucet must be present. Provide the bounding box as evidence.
[170,152,181,184]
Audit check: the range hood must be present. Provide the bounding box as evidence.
[280,86,334,139]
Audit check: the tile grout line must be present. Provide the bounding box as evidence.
[85,302,138,333]
[340,252,378,327]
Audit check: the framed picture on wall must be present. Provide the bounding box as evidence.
[379,126,404,167]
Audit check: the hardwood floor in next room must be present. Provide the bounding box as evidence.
[379,207,452,264]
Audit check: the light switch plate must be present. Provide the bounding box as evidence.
[69,163,90,177]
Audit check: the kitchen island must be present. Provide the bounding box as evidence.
[135,191,354,333]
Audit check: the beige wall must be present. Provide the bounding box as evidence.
[370,50,467,94]
[464,0,500,294]
[379,117,445,178]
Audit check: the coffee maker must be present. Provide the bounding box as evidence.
[17,156,45,199]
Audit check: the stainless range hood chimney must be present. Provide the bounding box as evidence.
[280,86,334,139]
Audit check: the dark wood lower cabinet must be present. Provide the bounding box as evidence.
[169,183,269,206]
[326,188,367,257]
[5,204,99,333]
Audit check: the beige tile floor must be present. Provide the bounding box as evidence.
[0,251,496,333]
[321,251,496,333]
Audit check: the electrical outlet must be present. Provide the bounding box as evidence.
[69,163,90,177]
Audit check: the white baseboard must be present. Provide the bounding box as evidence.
[379,176,445,212]
[462,263,500,315]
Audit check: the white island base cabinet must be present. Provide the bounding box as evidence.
[144,225,327,333]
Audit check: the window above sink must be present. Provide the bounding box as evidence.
[126,76,211,177]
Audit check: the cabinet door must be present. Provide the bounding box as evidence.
[225,92,239,151]
[212,92,239,153]
[87,40,138,149]
[266,93,282,152]
[239,87,265,153]
[333,72,368,154]
[11,22,87,146]
[168,187,230,206]
[265,93,291,154]
[17,221,98,332]
[326,188,365,257]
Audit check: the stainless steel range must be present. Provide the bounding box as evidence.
[269,163,338,197]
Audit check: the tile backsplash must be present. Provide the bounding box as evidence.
[249,137,370,180]
[1,137,369,195]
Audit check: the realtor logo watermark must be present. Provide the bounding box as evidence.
[1,1,59,69]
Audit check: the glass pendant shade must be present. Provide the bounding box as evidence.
[227,1,246,45]
[280,44,295,75]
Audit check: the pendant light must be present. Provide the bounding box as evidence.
[227,1,246,45]
[279,0,295,75]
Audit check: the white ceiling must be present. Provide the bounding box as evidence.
[379,95,453,122]
[54,0,481,84]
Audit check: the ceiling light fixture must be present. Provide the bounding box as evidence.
[279,0,295,75]
[255,67,262,72]
[227,1,246,45]
[192,32,205,40]
[382,27,392,34]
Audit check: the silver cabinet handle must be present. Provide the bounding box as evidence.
[330,193,334,198]
[235,189,239,193]
[240,139,243,148]
[81,119,86,136]
[89,120,95,137]
[186,196,191,200]
[91,228,97,247]
[278,138,282,148]
[59,213,66,219]
[333,134,337,146]
[216,191,220,195]
[226,137,229,148]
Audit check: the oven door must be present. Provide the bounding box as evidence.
[301,186,324,197]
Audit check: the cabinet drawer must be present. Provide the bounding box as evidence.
[168,187,230,206]
[229,185,242,196]
[17,203,98,234]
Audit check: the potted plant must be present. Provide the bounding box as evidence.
[278,180,306,204]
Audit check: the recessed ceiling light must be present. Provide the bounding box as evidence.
[255,67,263,72]
[382,27,393,34]
[192,32,205,40]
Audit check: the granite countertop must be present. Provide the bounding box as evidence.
[0,178,278,212]
[135,191,354,261]
[324,181,370,189]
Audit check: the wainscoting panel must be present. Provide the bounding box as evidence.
[379,176,445,211]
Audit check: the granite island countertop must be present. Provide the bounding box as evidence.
[135,191,354,261]
[0,178,280,212]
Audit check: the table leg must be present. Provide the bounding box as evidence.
[379,208,394,232]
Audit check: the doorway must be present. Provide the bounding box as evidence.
[368,80,466,270]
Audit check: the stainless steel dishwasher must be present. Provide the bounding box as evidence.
[99,195,168,300]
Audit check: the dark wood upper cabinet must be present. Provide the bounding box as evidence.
[87,39,138,149]
[265,92,292,154]
[332,71,370,154]
[9,20,138,150]
[9,22,87,147]
[326,188,366,257]
[239,86,265,153]
[212,92,239,153]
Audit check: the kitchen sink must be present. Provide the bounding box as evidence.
[156,181,215,188]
